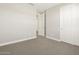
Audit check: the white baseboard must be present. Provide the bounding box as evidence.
[38,34,44,36]
[46,36,79,46]
[61,40,79,46]
[46,36,61,42]
[0,36,37,47]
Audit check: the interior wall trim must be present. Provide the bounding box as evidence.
[46,36,79,46]
[46,36,61,42]
[44,11,46,37]
[0,36,37,47]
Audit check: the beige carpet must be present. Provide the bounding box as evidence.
[0,36,79,55]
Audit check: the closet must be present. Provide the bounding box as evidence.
[60,4,79,45]
[46,4,79,46]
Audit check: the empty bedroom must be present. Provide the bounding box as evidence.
[0,3,79,55]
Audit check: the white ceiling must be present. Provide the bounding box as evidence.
[0,3,61,12]
[32,3,61,12]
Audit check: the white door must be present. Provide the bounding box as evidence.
[60,4,78,44]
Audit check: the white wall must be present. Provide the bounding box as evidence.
[45,4,79,46]
[60,4,79,46]
[37,13,45,36]
[46,4,79,46]
[0,4,37,45]
[46,6,60,40]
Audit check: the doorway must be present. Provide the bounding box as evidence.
[36,12,46,37]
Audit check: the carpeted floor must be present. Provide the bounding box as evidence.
[0,36,79,55]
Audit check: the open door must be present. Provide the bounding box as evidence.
[37,13,45,37]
